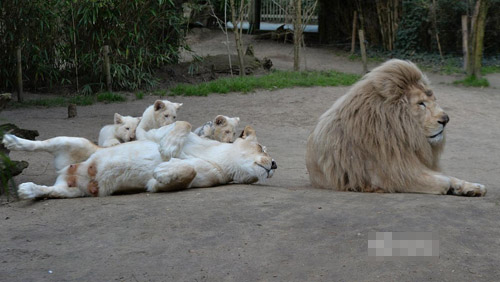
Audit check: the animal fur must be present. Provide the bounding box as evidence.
[136,100,182,139]
[98,113,141,147]
[3,123,277,199]
[306,59,486,196]
[194,115,240,143]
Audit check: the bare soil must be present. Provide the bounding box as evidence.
[1,29,499,281]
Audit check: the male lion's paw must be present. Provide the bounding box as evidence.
[2,134,23,150]
[460,182,486,197]
[17,182,40,199]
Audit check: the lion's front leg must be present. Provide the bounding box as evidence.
[147,159,197,193]
[408,170,486,196]
[447,176,486,196]
[158,121,192,161]
[17,175,86,199]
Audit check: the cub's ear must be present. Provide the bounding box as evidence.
[136,117,142,123]
[215,115,227,126]
[114,113,123,124]
[154,100,165,111]
[239,125,257,141]
[174,102,183,110]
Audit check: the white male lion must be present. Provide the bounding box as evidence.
[98,113,141,147]
[306,59,486,196]
[3,122,277,199]
[194,115,240,143]
[136,99,183,140]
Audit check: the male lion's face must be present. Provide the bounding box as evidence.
[233,126,277,183]
[408,86,449,145]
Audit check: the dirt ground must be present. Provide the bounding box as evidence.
[1,30,500,281]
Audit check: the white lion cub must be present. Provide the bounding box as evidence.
[194,115,240,143]
[136,99,182,140]
[98,113,141,147]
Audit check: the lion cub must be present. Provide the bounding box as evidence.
[194,115,240,143]
[136,99,183,140]
[98,113,141,147]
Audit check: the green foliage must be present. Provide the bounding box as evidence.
[97,92,126,103]
[0,0,186,93]
[171,70,360,96]
[453,76,490,87]
[395,0,431,54]
[0,152,17,199]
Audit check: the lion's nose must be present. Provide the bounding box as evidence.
[271,160,277,169]
[438,114,450,126]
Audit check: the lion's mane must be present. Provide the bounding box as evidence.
[306,59,444,192]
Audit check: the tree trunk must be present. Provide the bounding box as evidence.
[467,0,489,78]
[293,0,302,71]
[462,15,469,71]
[103,45,112,92]
[351,11,357,54]
[16,47,23,102]
[359,29,368,74]
[230,0,245,76]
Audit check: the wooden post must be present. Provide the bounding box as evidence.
[103,45,112,92]
[358,29,368,74]
[350,11,357,55]
[462,15,469,71]
[68,104,77,118]
[16,47,23,102]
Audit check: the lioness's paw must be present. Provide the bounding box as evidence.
[2,134,23,150]
[17,182,40,199]
[459,182,486,197]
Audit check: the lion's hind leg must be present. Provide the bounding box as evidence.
[2,134,98,170]
[147,159,197,193]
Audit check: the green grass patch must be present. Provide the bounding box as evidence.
[14,93,125,108]
[135,91,145,100]
[96,92,126,103]
[481,65,500,75]
[453,76,490,87]
[170,70,361,96]
[153,89,167,97]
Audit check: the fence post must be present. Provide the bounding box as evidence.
[462,15,469,71]
[351,11,357,55]
[358,29,368,74]
[103,45,112,92]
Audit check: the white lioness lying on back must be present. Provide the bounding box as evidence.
[194,115,240,143]
[98,113,141,147]
[136,99,182,140]
[3,122,277,199]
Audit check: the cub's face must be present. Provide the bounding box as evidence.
[153,100,182,127]
[408,86,449,145]
[114,114,141,142]
[233,126,277,183]
[213,115,240,143]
